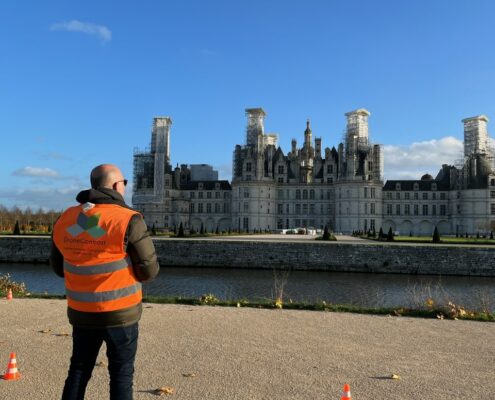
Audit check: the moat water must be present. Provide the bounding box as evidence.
[2,264,494,310]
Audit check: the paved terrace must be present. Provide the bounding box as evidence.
[0,299,493,399]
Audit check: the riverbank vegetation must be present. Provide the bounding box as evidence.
[1,273,492,322]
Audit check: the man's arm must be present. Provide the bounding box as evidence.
[126,214,160,282]
[50,241,64,278]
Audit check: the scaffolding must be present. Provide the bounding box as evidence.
[133,147,154,193]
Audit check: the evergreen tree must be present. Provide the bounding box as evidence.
[322,225,331,240]
[173,225,177,235]
[387,227,394,241]
[13,220,20,235]
[476,231,480,239]
[378,227,384,240]
[432,226,441,243]
[151,223,157,236]
[371,227,376,238]
[215,226,219,234]
[490,231,494,240]
[200,223,204,234]
[178,222,184,238]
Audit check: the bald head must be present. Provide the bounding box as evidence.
[90,164,123,189]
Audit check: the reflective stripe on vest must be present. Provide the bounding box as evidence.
[63,256,132,275]
[66,282,142,303]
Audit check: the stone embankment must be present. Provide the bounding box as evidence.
[0,236,494,276]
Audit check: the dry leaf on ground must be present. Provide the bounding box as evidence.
[182,373,196,378]
[391,374,401,380]
[154,386,174,396]
[95,361,107,367]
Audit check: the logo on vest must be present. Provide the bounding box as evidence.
[66,212,106,239]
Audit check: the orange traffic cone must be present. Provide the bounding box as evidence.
[341,383,351,400]
[2,352,21,380]
[6,289,13,301]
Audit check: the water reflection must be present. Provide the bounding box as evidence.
[1,264,493,310]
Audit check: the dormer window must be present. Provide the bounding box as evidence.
[215,182,220,190]
[198,182,204,190]
[432,183,437,191]
[413,183,419,191]
[395,183,401,191]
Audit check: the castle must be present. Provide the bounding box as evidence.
[132,109,495,235]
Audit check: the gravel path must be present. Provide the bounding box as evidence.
[0,299,493,399]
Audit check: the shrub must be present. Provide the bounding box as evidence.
[322,225,331,240]
[387,227,394,242]
[0,273,27,295]
[432,227,441,243]
[13,221,20,235]
[178,222,185,238]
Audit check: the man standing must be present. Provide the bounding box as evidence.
[51,164,159,400]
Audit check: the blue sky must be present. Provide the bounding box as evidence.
[1,0,495,210]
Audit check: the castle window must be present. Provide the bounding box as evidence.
[215,191,220,199]
[278,204,283,214]
[327,177,333,183]
[368,161,373,171]
[405,204,410,215]
[491,179,495,186]
[198,192,203,199]
[190,192,195,199]
[296,190,301,200]
[386,192,392,200]
[432,183,437,191]
[190,203,195,213]
[422,205,428,216]
[370,203,375,215]
[370,188,376,198]
[405,192,410,200]
[206,203,212,213]
[198,203,203,213]
[491,191,495,199]
[432,205,436,215]
[440,205,446,216]
[278,177,284,183]
[243,217,249,230]
[303,190,308,200]
[327,165,333,174]
[422,192,428,200]
[364,187,368,198]
[246,162,252,172]
[207,192,212,199]
[396,204,400,215]
[244,190,249,198]
[414,192,418,200]
[215,203,220,213]
[491,204,495,215]
[243,203,249,212]
[413,183,419,190]
[386,204,392,215]
[432,192,436,200]
[286,204,289,213]
[414,205,419,215]
[395,183,401,191]
[396,192,400,200]
[309,190,315,200]
[278,165,284,174]
[440,192,446,200]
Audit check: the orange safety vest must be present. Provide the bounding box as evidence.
[53,203,142,313]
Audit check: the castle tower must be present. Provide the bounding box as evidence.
[462,115,489,157]
[304,119,312,148]
[151,117,172,196]
[245,108,266,148]
[345,109,370,154]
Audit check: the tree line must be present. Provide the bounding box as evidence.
[0,205,61,234]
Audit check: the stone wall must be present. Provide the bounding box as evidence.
[0,236,494,276]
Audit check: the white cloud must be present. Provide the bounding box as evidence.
[50,20,112,43]
[0,187,80,211]
[12,166,59,178]
[383,136,464,180]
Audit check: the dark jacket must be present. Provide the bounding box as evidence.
[50,187,159,328]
